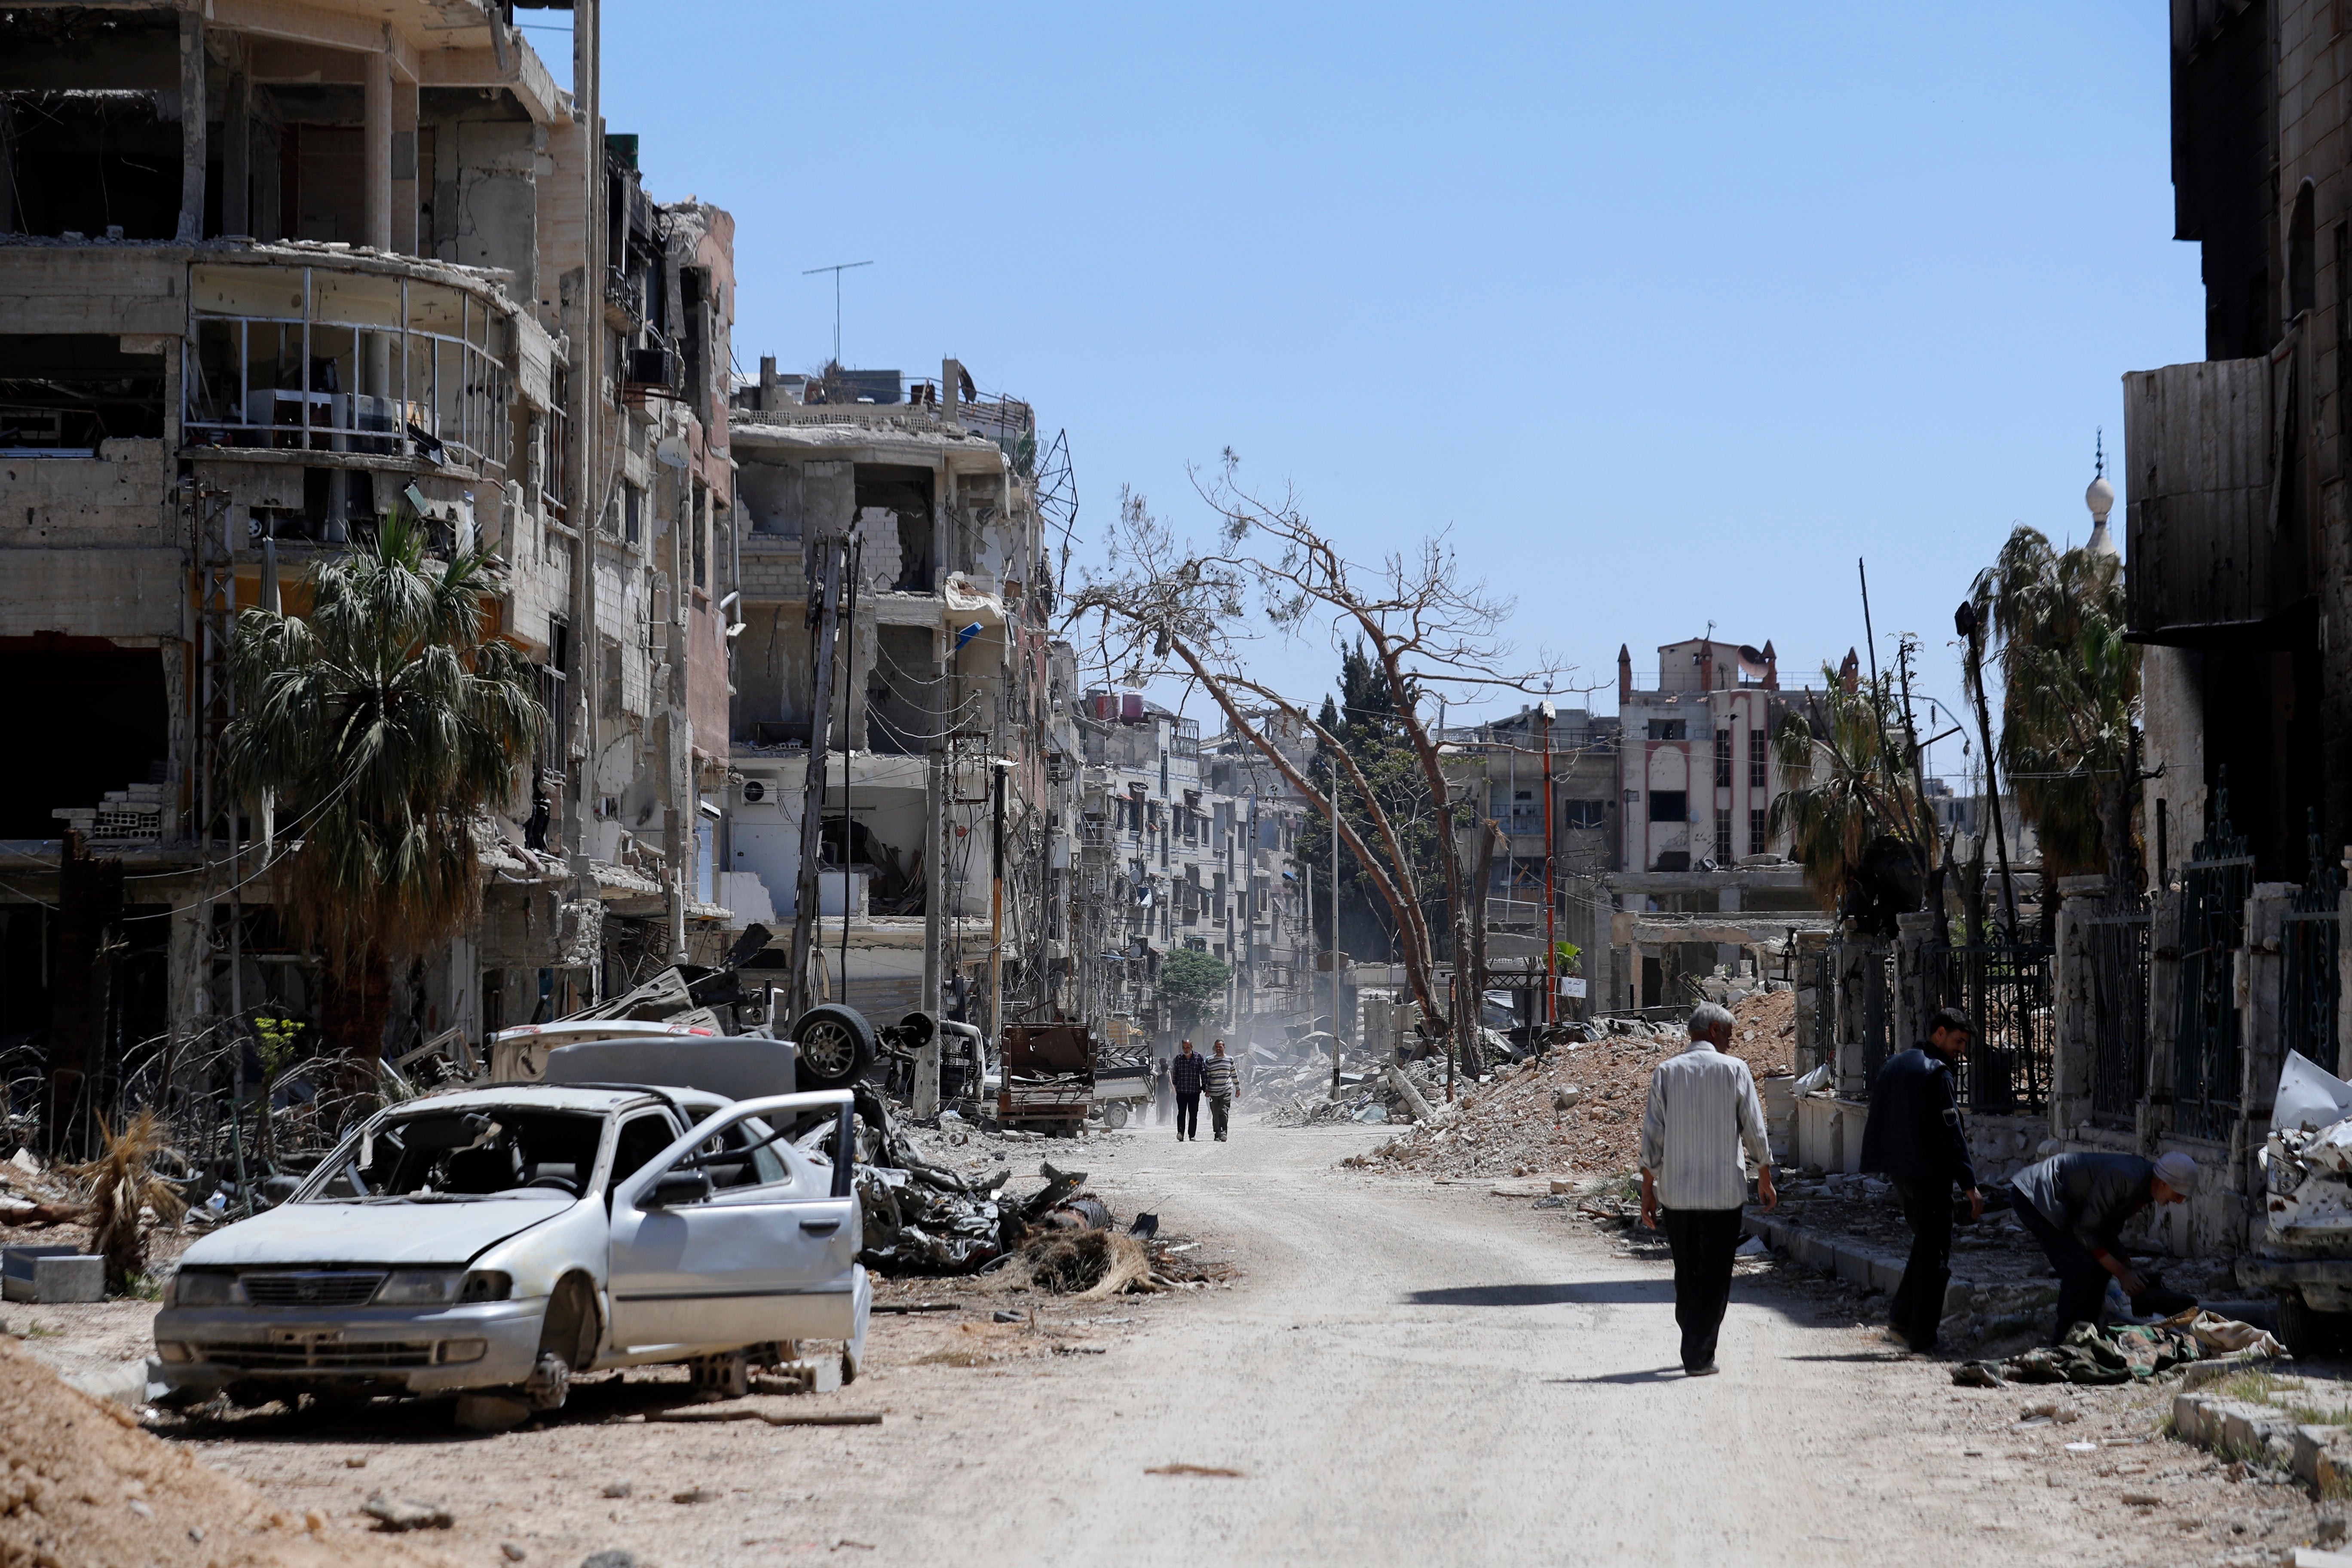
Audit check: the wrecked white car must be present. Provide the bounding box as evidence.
[153,1076,868,1415]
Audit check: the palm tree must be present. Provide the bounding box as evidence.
[1969,527,2140,893]
[223,516,543,1099]
[1769,665,1926,934]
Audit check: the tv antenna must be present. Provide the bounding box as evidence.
[802,260,872,366]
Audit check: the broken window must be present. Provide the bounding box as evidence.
[0,336,165,450]
[1562,799,1606,831]
[1648,790,1687,823]
[1646,720,1685,741]
[1713,730,1732,788]
[1749,807,1768,857]
[2,83,184,241]
[1714,808,1732,865]
[692,481,708,589]
[0,637,168,838]
[623,481,641,545]
[600,636,623,720]
[851,464,933,591]
[1749,727,1768,789]
[539,616,571,784]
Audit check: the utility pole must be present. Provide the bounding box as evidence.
[1329,763,1341,1097]
[787,538,842,1019]
[1540,700,1558,1029]
[988,760,1005,1048]
[839,536,859,1008]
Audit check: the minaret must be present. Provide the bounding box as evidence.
[2086,429,2120,571]
[1617,643,1632,703]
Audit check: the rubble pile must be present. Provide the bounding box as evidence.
[1359,992,1798,1179]
[0,1332,454,1568]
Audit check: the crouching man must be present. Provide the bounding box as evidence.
[1993,1150,2197,1340]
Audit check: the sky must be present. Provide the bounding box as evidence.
[527,3,2203,788]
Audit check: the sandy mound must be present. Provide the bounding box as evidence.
[0,1333,456,1568]
[1360,990,1798,1181]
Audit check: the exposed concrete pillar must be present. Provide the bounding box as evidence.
[1894,909,1936,1055]
[221,55,250,236]
[391,70,420,254]
[364,44,392,252]
[176,10,207,242]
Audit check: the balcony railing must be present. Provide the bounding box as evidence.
[184,262,509,472]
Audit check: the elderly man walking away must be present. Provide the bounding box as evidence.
[1170,1040,1204,1141]
[1991,1149,2198,1340]
[1859,1004,1984,1354]
[1639,1002,1777,1376]
[1203,1039,1241,1142]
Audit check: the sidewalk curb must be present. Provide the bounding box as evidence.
[1741,1213,1974,1316]
[2171,1389,2352,1488]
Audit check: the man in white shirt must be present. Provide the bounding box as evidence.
[1638,1002,1777,1375]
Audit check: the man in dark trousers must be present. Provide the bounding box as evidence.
[1202,1039,1241,1141]
[1859,1005,1984,1354]
[1169,1038,1204,1141]
[1638,1002,1777,1375]
[1996,1148,2199,1339]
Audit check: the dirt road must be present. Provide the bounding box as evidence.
[148,1118,2315,1567]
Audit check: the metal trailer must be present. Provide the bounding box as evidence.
[998,1023,1097,1131]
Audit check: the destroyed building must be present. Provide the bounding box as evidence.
[1061,695,1313,1052]
[718,358,1064,1033]
[0,0,748,1141]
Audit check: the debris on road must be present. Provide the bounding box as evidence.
[0,1331,451,1568]
[1144,1464,1245,1478]
[363,1493,456,1531]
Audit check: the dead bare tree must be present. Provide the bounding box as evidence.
[1066,462,1564,1098]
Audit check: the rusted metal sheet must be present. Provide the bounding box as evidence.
[2123,355,2274,638]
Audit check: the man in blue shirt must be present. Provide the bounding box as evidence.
[1860,1006,1984,1353]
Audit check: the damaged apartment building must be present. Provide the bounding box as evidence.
[1058,694,1314,1051]
[0,0,747,1135]
[716,358,1070,1035]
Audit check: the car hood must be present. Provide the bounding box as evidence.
[181,1197,573,1268]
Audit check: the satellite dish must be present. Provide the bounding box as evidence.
[655,434,690,469]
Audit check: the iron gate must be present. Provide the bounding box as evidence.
[2085,900,2151,1129]
[1925,943,2056,1114]
[2283,814,2344,1075]
[2175,779,2254,1141]
[1859,945,1896,1085]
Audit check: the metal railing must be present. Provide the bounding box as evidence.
[2174,774,2254,1141]
[184,264,510,472]
[1926,943,2055,1114]
[2085,900,2151,1129]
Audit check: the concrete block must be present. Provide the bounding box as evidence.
[3,1248,103,1303]
[1831,1244,1874,1290]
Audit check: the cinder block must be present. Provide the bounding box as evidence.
[2,1248,104,1303]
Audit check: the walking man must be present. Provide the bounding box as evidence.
[1858,1004,1983,1353]
[1170,1039,1204,1141]
[1152,1055,1173,1125]
[1994,1149,2198,1339]
[1203,1038,1240,1142]
[1638,1002,1776,1376]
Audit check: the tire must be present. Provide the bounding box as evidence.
[792,1004,877,1091]
[2278,1291,2345,1358]
[1103,1101,1130,1130]
[524,1350,571,1412]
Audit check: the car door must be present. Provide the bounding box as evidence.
[605,1093,860,1356]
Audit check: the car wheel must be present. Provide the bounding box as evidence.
[524,1350,571,1412]
[1103,1102,1130,1130]
[792,1004,877,1091]
[2278,1291,2346,1357]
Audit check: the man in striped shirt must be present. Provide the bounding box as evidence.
[1202,1040,1241,1141]
[1638,1002,1777,1376]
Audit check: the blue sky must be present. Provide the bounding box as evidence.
[534,3,2202,785]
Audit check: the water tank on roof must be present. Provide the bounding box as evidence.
[1121,692,1145,722]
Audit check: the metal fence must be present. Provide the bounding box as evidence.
[1924,943,2055,1114]
[1809,949,1834,1071]
[2174,781,2254,1141]
[2085,901,2151,1130]
[1856,945,1896,1086]
[2284,817,2344,1075]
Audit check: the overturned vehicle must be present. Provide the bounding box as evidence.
[2243,1050,2352,1353]
[155,1039,870,1418]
